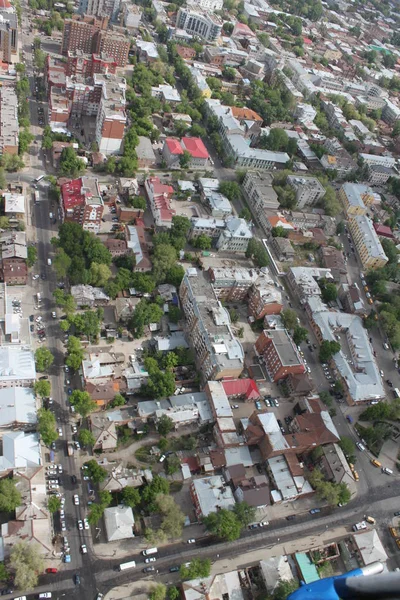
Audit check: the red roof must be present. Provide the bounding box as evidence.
[182,137,209,159]
[61,178,84,209]
[374,223,394,239]
[165,138,183,155]
[0,0,12,8]
[222,378,261,400]
[303,37,312,44]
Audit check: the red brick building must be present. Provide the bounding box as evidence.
[60,176,104,233]
[66,51,117,77]
[255,329,305,382]
[1,259,27,285]
[175,45,196,60]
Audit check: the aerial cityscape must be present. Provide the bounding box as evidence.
[0,0,399,597]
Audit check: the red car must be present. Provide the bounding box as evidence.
[46,568,58,574]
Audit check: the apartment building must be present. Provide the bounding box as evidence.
[367,164,394,186]
[190,217,225,239]
[242,172,279,234]
[121,3,142,30]
[62,16,129,66]
[94,75,126,154]
[216,217,252,253]
[286,175,325,209]
[162,137,209,168]
[338,183,374,217]
[62,15,108,55]
[0,86,18,154]
[144,177,175,228]
[179,269,244,382]
[382,99,400,125]
[348,215,388,271]
[78,0,120,20]
[60,176,104,233]
[359,153,396,169]
[176,5,222,41]
[255,329,305,382]
[0,346,36,388]
[0,9,17,62]
[66,51,118,76]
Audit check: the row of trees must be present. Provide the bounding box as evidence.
[204,502,256,541]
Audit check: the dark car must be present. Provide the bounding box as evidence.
[249,524,258,529]
[71,475,77,484]
[387,379,393,387]
[143,567,155,573]
[39,376,48,380]
[286,515,296,520]
[394,511,400,517]
[74,574,80,585]
[29,314,34,322]
[1,589,13,596]
[30,324,34,332]
[41,273,46,280]
[169,566,180,573]
[309,508,321,515]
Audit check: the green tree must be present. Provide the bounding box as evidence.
[218,181,241,201]
[281,308,298,330]
[166,263,185,287]
[128,299,163,338]
[157,414,174,436]
[319,340,341,363]
[293,326,308,346]
[339,436,356,459]
[121,486,141,508]
[233,502,256,526]
[27,246,37,267]
[142,475,170,511]
[273,580,299,600]
[53,289,76,314]
[88,503,105,525]
[78,429,96,448]
[84,459,107,484]
[66,335,85,370]
[245,238,269,267]
[69,390,96,418]
[180,558,211,580]
[322,186,341,216]
[110,393,126,408]
[153,244,178,283]
[0,563,8,583]
[35,347,54,372]
[58,146,85,178]
[337,482,351,505]
[169,305,182,324]
[47,496,61,513]
[155,494,185,539]
[1,153,24,171]
[192,234,212,250]
[321,283,338,303]
[131,196,147,210]
[0,478,21,512]
[53,248,72,279]
[204,508,242,541]
[33,379,51,398]
[271,226,289,238]
[165,455,181,475]
[37,408,58,446]
[168,586,180,600]
[89,262,112,287]
[10,541,44,591]
[150,584,167,600]
[179,149,191,169]
[99,490,112,507]
[142,358,176,398]
[19,129,34,155]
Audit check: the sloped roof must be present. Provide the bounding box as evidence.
[165,138,183,155]
[222,378,260,400]
[104,506,135,541]
[182,137,209,159]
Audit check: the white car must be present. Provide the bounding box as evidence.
[60,498,65,507]
[48,484,59,490]
[84,518,89,530]
[73,494,79,506]
[72,425,77,434]
[65,366,69,373]
[58,465,63,473]
[145,557,156,563]
[47,470,57,476]
[57,427,62,437]
[32,274,39,280]
[60,510,65,518]
[75,441,81,449]
[81,544,88,554]
[61,520,66,531]
[187,539,196,544]
[51,311,57,318]
[380,369,384,377]
[77,520,83,531]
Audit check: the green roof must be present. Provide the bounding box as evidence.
[294,553,320,584]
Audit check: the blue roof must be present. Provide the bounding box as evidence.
[294,553,319,584]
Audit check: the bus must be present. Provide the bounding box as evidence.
[34,175,44,183]
[393,388,400,399]
[118,560,136,571]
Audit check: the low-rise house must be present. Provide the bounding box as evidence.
[190,217,225,239]
[86,380,123,407]
[234,476,270,508]
[136,40,158,63]
[182,571,245,600]
[190,475,236,519]
[104,238,128,257]
[286,372,313,396]
[151,84,181,105]
[0,388,37,431]
[320,246,347,282]
[89,411,118,451]
[125,225,152,272]
[339,282,365,315]
[114,297,141,322]
[162,137,209,168]
[352,529,388,567]
[0,431,41,474]
[138,392,212,428]
[272,237,295,262]
[203,191,232,218]
[136,136,156,168]
[260,556,294,593]
[104,506,135,541]
[71,284,109,308]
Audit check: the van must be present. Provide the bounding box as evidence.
[365,516,375,525]
[371,459,382,468]
[47,258,52,266]
[142,547,158,556]
[159,454,166,463]
[382,467,393,475]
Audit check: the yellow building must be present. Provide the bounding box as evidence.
[339,183,374,216]
[348,215,388,270]
[324,49,342,62]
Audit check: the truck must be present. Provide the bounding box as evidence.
[353,521,367,531]
[118,560,136,571]
[34,190,40,204]
[142,548,158,556]
[67,443,74,456]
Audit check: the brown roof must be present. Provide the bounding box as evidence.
[288,372,313,393]
[86,380,121,401]
[239,486,270,507]
[231,106,263,122]
[210,449,226,468]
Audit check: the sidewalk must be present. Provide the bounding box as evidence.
[105,580,153,600]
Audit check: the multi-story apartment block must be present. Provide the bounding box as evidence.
[216,217,252,253]
[121,3,142,30]
[359,153,396,169]
[62,16,129,66]
[176,6,222,41]
[382,99,400,125]
[62,15,109,56]
[348,215,388,271]
[179,269,244,382]
[144,177,175,228]
[338,183,374,217]
[286,175,325,209]
[0,86,18,155]
[242,172,279,234]
[94,75,126,154]
[190,217,226,239]
[367,164,394,185]
[209,267,260,301]
[66,51,118,77]
[255,329,305,382]
[0,8,17,63]
[78,0,120,20]
[60,176,104,233]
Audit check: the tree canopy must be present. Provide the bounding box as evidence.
[58,147,85,178]
[33,379,51,398]
[37,408,58,447]
[10,541,44,591]
[35,348,54,372]
[69,390,96,418]
[84,459,107,484]
[180,558,211,581]
[319,340,341,363]
[0,478,21,513]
